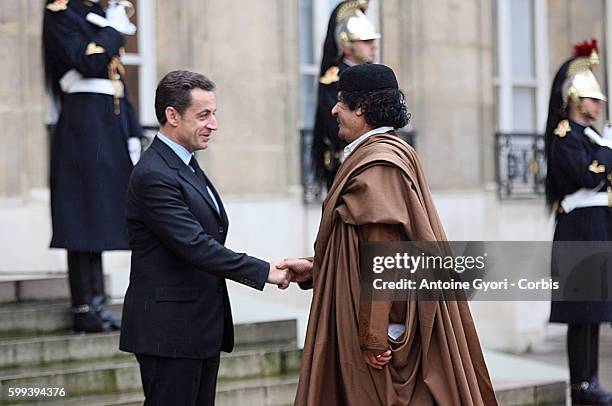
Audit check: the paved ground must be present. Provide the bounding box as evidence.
[519,324,612,390]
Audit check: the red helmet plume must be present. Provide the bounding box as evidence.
[573,39,599,57]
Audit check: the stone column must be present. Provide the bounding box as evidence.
[381,0,495,189]
[0,1,47,199]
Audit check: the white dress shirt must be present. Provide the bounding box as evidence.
[343,126,394,160]
[156,133,221,215]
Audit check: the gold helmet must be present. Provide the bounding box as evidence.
[563,40,607,106]
[336,0,369,22]
[335,8,380,50]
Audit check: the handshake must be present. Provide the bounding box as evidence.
[266,258,313,289]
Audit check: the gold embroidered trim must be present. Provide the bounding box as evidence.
[46,0,68,12]
[588,160,605,174]
[320,66,340,85]
[554,120,570,138]
[85,42,106,56]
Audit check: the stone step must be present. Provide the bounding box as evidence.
[0,348,301,404]
[0,301,123,338]
[494,380,566,405]
[1,372,565,406]
[487,350,568,405]
[0,295,299,342]
[14,374,299,406]
[0,275,110,304]
[0,319,297,369]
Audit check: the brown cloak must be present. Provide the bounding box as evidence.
[294,133,497,406]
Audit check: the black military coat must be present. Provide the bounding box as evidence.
[548,119,612,323]
[43,0,141,251]
[312,61,350,189]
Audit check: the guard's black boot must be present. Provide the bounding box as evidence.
[73,304,112,333]
[571,378,612,405]
[569,323,612,405]
[68,251,112,333]
[90,253,121,330]
[91,295,121,330]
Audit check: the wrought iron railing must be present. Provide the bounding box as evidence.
[495,132,546,199]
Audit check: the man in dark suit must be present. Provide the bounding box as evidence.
[119,70,292,406]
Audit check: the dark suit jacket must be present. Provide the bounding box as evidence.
[119,137,269,359]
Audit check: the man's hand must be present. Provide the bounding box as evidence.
[276,258,313,283]
[362,349,392,370]
[267,262,290,290]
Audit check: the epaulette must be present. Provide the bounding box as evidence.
[46,0,69,12]
[85,42,106,56]
[554,120,570,138]
[320,66,340,85]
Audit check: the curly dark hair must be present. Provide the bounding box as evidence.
[155,70,216,125]
[339,88,411,129]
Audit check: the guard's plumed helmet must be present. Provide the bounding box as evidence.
[335,8,380,50]
[563,39,607,106]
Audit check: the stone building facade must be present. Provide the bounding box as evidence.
[0,0,609,199]
[0,0,610,351]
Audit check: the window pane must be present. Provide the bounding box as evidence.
[299,0,314,65]
[300,74,317,129]
[512,87,535,132]
[495,86,500,131]
[492,0,498,77]
[510,0,534,79]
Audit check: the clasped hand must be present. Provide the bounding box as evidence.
[266,258,313,289]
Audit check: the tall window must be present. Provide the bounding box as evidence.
[494,0,549,134]
[121,0,157,127]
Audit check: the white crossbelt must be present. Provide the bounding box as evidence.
[559,127,612,213]
[560,187,610,214]
[59,69,123,97]
[584,127,612,150]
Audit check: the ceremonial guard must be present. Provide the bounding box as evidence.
[311,1,379,191]
[43,0,142,333]
[545,40,612,405]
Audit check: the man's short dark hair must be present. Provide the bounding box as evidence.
[339,88,411,129]
[155,70,216,125]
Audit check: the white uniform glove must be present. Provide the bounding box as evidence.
[603,122,612,141]
[128,137,142,165]
[106,1,136,35]
[85,2,136,35]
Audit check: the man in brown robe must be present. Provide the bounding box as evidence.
[281,64,497,405]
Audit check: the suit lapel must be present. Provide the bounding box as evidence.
[151,139,223,222]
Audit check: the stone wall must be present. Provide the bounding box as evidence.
[0,1,47,199]
[156,0,300,196]
[0,0,608,198]
[381,0,495,190]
